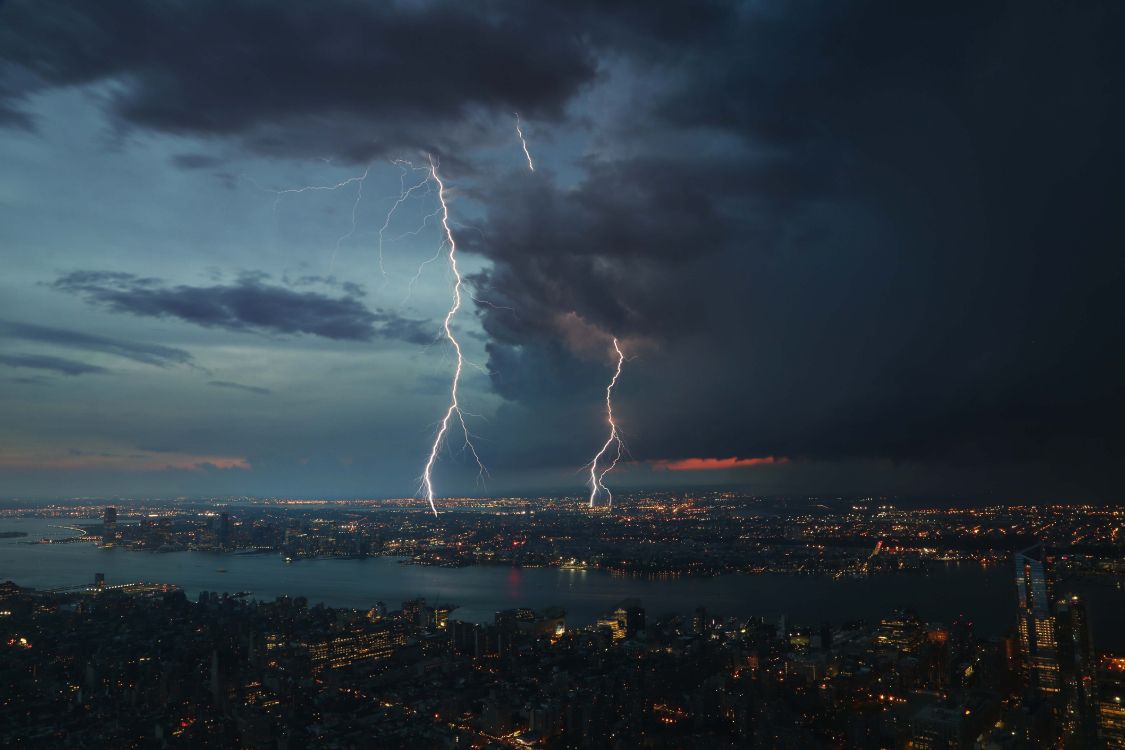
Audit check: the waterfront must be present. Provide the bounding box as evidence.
[3,517,1123,648]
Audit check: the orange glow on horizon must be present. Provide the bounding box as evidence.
[0,450,251,472]
[652,456,788,471]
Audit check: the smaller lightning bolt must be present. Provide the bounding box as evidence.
[513,113,535,172]
[255,171,370,215]
[329,165,370,271]
[587,338,625,510]
[378,160,432,287]
[403,243,444,306]
[243,167,371,272]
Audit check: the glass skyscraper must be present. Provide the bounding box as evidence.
[1014,543,1060,696]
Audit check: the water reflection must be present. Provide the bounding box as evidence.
[2,517,1122,649]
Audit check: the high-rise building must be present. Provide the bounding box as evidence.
[218,511,231,548]
[495,609,519,657]
[298,622,407,673]
[692,606,708,636]
[596,615,626,641]
[613,599,645,639]
[1056,594,1099,745]
[908,705,965,750]
[594,604,633,641]
[401,597,425,626]
[1099,656,1125,750]
[1014,544,1060,695]
[366,601,387,622]
[102,506,117,547]
[875,610,924,654]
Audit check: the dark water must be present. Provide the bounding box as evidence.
[2,518,1122,648]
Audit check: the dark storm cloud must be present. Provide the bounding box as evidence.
[465,155,808,358]
[0,353,107,376]
[0,0,596,159]
[208,380,271,396]
[53,271,433,344]
[285,274,366,298]
[3,0,1122,500]
[377,316,435,347]
[466,1,1125,498]
[558,0,736,49]
[0,319,192,367]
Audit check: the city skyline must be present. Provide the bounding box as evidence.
[3,496,1124,747]
[2,2,1124,502]
[3,4,1125,748]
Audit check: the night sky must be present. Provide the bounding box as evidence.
[1,1,1122,501]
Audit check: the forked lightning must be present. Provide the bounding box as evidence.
[419,155,484,515]
[587,338,625,509]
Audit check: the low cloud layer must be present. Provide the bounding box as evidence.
[0,353,107,376]
[208,380,271,396]
[53,271,433,344]
[0,319,193,367]
[0,448,251,472]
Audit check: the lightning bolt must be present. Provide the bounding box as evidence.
[329,165,370,271]
[587,338,625,510]
[250,171,370,215]
[252,159,483,515]
[419,155,484,516]
[243,167,372,273]
[378,160,432,287]
[403,241,444,305]
[513,113,535,172]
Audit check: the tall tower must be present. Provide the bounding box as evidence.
[1098,656,1125,750]
[1057,594,1099,745]
[1014,544,1060,696]
[102,506,117,548]
[218,511,231,549]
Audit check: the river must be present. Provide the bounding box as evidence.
[2,517,1122,648]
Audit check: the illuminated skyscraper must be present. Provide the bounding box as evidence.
[1056,594,1098,746]
[1014,544,1060,695]
[596,601,645,642]
[596,615,626,641]
[1099,656,1125,750]
[614,599,645,639]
